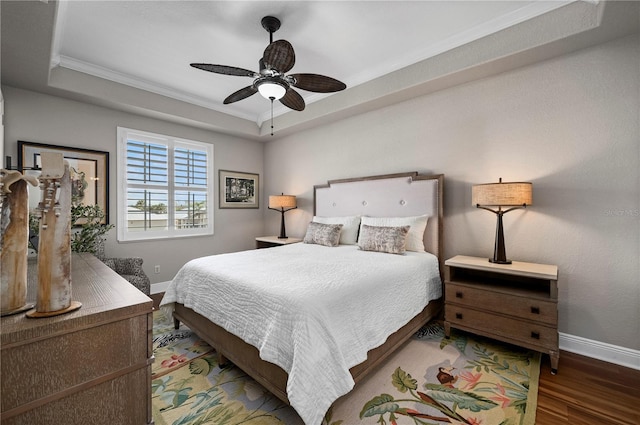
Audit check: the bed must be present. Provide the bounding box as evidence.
[161,171,444,424]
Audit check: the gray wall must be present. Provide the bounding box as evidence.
[2,86,265,283]
[263,35,640,350]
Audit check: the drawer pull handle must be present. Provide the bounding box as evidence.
[455,313,463,320]
[531,331,540,340]
[455,292,463,298]
[531,306,540,314]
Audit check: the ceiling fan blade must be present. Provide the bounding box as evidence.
[263,40,295,73]
[290,73,346,93]
[279,87,305,111]
[191,63,258,77]
[223,86,258,104]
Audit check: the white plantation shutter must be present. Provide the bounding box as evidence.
[126,140,168,184]
[117,127,214,241]
[173,144,209,230]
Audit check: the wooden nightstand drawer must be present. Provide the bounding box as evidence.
[445,282,557,325]
[445,305,557,349]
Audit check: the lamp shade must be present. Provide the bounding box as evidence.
[472,181,532,207]
[269,194,296,209]
[256,80,287,100]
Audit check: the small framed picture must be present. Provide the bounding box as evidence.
[18,140,110,223]
[219,170,259,209]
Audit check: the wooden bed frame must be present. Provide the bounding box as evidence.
[172,171,444,406]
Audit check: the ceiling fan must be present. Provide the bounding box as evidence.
[190,16,346,114]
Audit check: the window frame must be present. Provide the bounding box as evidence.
[116,127,214,242]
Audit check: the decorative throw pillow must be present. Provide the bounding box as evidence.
[303,222,343,247]
[357,225,410,255]
[312,215,361,245]
[360,215,428,252]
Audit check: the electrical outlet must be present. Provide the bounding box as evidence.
[154,265,160,274]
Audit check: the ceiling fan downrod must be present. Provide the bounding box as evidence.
[261,16,281,44]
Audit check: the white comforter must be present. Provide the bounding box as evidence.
[161,243,442,425]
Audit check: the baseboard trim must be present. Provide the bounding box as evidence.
[150,281,171,295]
[560,332,640,370]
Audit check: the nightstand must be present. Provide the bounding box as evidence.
[255,236,303,249]
[444,255,559,373]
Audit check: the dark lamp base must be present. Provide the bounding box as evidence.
[489,210,512,265]
[278,210,288,239]
[489,258,512,265]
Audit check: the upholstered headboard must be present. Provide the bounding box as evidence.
[314,172,444,266]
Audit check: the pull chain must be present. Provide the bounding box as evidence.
[270,97,275,136]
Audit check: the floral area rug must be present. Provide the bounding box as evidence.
[151,310,301,425]
[152,311,540,425]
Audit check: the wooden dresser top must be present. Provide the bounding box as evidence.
[1,253,153,347]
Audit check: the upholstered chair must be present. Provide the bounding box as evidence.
[94,239,151,296]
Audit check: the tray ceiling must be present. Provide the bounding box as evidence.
[3,1,637,139]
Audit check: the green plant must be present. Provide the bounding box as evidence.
[70,204,114,254]
[28,213,40,251]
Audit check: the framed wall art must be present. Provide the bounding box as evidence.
[18,141,110,223]
[219,170,259,209]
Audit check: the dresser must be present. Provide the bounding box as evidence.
[1,253,154,424]
[444,255,559,373]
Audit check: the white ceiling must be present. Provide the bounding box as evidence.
[51,1,569,125]
[2,1,638,140]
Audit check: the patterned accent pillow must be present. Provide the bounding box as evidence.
[303,222,344,247]
[312,216,361,245]
[360,215,428,252]
[357,225,410,254]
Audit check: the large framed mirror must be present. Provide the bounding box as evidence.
[17,141,109,224]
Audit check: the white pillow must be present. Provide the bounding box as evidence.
[313,215,361,245]
[360,215,429,252]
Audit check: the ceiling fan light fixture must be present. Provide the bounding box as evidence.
[255,78,288,100]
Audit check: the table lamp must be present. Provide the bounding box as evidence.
[472,178,532,264]
[268,193,297,239]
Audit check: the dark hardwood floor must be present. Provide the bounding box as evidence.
[152,293,638,424]
[537,351,640,424]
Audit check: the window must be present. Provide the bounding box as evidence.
[117,127,214,241]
